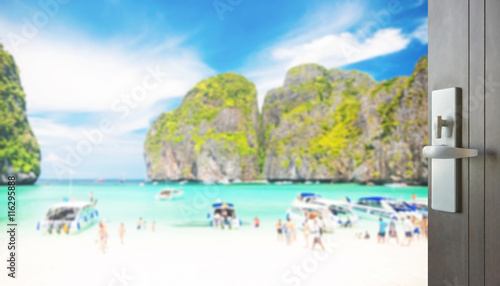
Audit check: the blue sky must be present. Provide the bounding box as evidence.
[0,0,427,180]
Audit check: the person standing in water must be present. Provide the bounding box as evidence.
[152,221,156,232]
[119,223,126,245]
[89,192,94,202]
[276,219,283,241]
[310,220,325,251]
[285,218,295,245]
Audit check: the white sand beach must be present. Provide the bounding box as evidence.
[1,222,426,286]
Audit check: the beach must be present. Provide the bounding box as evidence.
[1,222,427,286]
[0,182,427,285]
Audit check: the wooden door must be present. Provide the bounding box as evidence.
[429,0,500,285]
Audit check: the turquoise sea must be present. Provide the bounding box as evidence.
[1,180,428,234]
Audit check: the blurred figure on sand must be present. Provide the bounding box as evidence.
[378,218,387,243]
[276,219,283,241]
[303,219,310,248]
[311,220,325,251]
[254,217,260,228]
[98,221,108,253]
[402,216,413,246]
[119,223,125,245]
[421,215,428,239]
[285,218,295,245]
[388,217,399,244]
[412,217,421,240]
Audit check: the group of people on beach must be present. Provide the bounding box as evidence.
[95,218,157,254]
[213,209,239,229]
[377,214,428,246]
[136,217,156,232]
[276,216,326,251]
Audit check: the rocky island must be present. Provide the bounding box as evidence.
[144,73,260,182]
[0,45,41,185]
[144,56,428,185]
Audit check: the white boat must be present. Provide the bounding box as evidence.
[37,201,99,234]
[217,178,230,185]
[275,180,293,185]
[384,182,408,188]
[207,202,242,229]
[286,192,359,233]
[349,196,422,221]
[203,178,215,185]
[155,188,183,200]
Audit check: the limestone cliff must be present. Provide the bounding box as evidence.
[261,56,428,184]
[144,73,260,182]
[0,45,41,185]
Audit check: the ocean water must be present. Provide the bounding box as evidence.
[0,180,427,234]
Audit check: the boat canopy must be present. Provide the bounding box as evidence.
[358,196,391,202]
[212,202,234,208]
[299,192,320,198]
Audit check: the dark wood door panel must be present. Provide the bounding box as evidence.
[485,0,500,284]
[429,0,470,285]
[469,0,485,285]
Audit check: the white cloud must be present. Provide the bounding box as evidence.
[0,17,214,179]
[0,18,213,114]
[411,19,428,44]
[273,28,410,69]
[244,27,411,108]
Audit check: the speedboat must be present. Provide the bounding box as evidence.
[37,201,99,234]
[384,182,408,188]
[207,202,242,229]
[349,196,421,221]
[217,178,230,185]
[286,193,359,232]
[155,188,183,200]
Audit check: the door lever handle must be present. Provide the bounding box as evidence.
[422,145,478,159]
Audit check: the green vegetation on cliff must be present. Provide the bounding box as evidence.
[0,44,41,181]
[144,72,260,181]
[145,56,428,184]
[262,56,428,183]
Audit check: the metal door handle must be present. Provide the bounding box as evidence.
[436,116,453,139]
[422,145,478,159]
